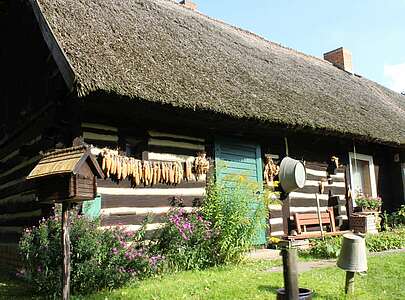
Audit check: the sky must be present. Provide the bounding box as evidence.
[196,0,405,93]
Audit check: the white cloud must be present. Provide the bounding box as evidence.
[384,63,405,93]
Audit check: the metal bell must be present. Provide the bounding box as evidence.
[337,233,367,272]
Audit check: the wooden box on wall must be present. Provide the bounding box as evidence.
[27,146,104,203]
[37,174,97,203]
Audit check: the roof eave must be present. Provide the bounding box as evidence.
[28,0,76,94]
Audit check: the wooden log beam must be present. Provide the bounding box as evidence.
[0,209,42,223]
[100,206,195,216]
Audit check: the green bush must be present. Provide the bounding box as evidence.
[300,236,343,259]
[382,205,405,230]
[366,227,405,252]
[201,176,267,264]
[19,209,162,296]
[153,176,267,270]
[300,228,405,259]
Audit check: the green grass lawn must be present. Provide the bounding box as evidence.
[1,252,404,299]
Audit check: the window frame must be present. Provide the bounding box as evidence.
[348,152,377,199]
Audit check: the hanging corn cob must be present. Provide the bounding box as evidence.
[194,152,209,180]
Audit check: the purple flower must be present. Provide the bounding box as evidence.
[112,247,118,255]
[37,266,42,273]
[149,255,163,268]
[125,231,134,238]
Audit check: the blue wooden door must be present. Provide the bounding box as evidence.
[82,194,101,220]
[214,138,266,245]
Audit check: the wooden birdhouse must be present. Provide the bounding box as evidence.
[27,145,104,203]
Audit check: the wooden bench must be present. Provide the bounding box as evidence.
[294,207,336,234]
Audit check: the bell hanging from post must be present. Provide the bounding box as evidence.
[337,233,368,272]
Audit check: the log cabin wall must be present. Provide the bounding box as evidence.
[262,135,350,237]
[288,136,353,234]
[0,1,71,268]
[81,123,209,237]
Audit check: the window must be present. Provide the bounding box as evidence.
[349,152,377,199]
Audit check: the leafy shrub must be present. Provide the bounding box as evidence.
[365,227,405,252]
[301,236,343,259]
[382,205,405,230]
[201,176,267,264]
[19,209,161,296]
[154,176,267,270]
[300,228,405,259]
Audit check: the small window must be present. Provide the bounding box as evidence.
[349,152,377,199]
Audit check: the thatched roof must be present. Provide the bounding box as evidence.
[34,0,405,146]
[27,146,103,179]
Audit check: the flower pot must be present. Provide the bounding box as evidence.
[276,288,313,300]
[350,213,378,234]
[355,207,380,213]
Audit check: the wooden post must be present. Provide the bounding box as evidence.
[62,202,71,300]
[281,194,290,236]
[315,193,324,240]
[345,271,355,294]
[281,244,299,300]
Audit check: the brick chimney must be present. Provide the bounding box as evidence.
[179,0,197,11]
[323,47,352,73]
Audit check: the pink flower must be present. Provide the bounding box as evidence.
[149,255,163,267]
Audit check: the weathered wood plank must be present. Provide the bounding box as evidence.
[101,206,194,216]
[98,178,205,189]
[148,130,204,143]
[82,123,118,133]
[290,197,346,208]
[289,192,344,201]
[83,131,118,142]
[0,179,35,199]
[0,156,40,184]
[101,213,166,226]
[148,138,205,151]
[0,209,42,222]
[147,146,198,157]
[101,194,201,209]
[297,185,346,196]
[98,187,205,196]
